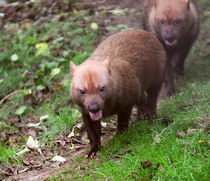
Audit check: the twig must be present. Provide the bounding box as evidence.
[0,90,19,106]
[71,138,88,145]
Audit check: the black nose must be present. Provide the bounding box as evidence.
[88,103,100,113]
[164,32,175,42]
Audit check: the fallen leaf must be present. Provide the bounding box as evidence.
[141,160,153,169]
[90,22,99,30]
[35,43,49,56]
[0,13,5,17]
[101,121,107,128]
[69,143,75,150]
[11,53,18,62]
[62,78,69,87]
[82,138,90,143]
[199,139,208,144]
[26,122,41,128]
[187,128,197,134]
[37,85,45,91]
[73,9,80,16]
[51,68,61,77]
[20,22,31,30]
[40,115,49,121]
[110,9,127,16]
[26,136,40,150]
[154,135,161,143]
[177,131,186,137]
[16,147,30,156]
[4,23,19,34]
[15,105,27,115]
[52,155,66,163]
[22,89,32,95]
[68,122,84,138]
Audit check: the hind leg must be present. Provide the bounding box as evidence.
[137,80,163,120]
[116,106,132,133]
[146,81,162,119]
[137,93,150,120]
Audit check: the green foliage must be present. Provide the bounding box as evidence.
[1,0,210,179]
[0,9,98,170]
[54,81,209,181]
[0,16,97,98]
[0,144,23,166]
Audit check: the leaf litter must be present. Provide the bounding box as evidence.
[1,0,209,180]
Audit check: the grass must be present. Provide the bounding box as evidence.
[0,0,209,179]
[0,9,98,165]
[0,144,23,166]
[49,79,209,181]
[48,0,210,179]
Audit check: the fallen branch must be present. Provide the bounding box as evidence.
[0,90,19,106]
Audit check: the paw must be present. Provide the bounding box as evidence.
[86,151,97,159]
[166,87,176,97]
[138,112,157,120]
[175,69,184,78]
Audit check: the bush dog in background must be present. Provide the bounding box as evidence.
[143,0,200,96]
[70,30,166,158]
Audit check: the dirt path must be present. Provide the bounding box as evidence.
[7,0,165,180]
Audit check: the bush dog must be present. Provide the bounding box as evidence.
[143,0,200,95]
[70,30,166,158]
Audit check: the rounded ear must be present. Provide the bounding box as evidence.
[104,56,111,74]
[70,61,77,77]
[185,0,190,11]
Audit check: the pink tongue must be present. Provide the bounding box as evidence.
[89,110,102,121]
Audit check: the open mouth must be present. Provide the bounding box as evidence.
[89,110,102,121]
[165,40,177,46]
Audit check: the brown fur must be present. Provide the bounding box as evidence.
[143,0,200,96]
[70,30,166,158]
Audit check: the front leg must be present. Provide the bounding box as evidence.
[175,46,191,77]
[82,112,101,158]
[116,107,132,133]
[165,57,176,96]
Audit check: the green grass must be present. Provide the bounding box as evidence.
[48,2,210,179]
[0,9,98,166]
[0,0,209,179]
[49,79,209,181]
[0,144,23,166]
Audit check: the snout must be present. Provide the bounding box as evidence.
[163,30,177,47]
[88,103,103,121]
[88,103,100,113]
[164,36,177,46]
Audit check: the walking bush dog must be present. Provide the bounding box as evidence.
[70,30,166,158]
[143,0,200,96]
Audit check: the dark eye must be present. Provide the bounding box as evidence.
[80,90,86,95]
[159,19,165,25]
[174,19,182,25]
[99,87,105,93]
